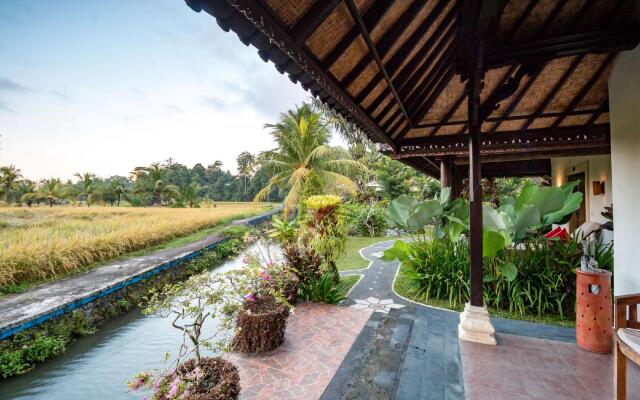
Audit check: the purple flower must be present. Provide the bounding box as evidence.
[245,293,256,302]
[242,257,248,264]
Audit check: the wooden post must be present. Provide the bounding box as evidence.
[440,157,454,189]
[468,45,484,308]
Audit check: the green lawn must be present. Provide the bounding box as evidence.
[393,263,576,328]
[337,236,404,271]
[337,275,361,298]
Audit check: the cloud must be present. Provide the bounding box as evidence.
[166,104,183,113]
[50,90,70,100]
[202,96,229,111]
[0,78,31,93]
[0,99,14,112]
[121,114,142,122]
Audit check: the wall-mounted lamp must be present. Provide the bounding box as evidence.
[593,181,605,195]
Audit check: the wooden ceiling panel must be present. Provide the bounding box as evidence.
[329,36,369,81]
[382,0,436,63]
[369,0,412,43]
[306,3,354,60]
[347,61,378,97]
[264,0,315,27]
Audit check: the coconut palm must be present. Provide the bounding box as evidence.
[40,178,61,207]
[132,163,180,205]
[75,172,95,207]
[0,165,22,204]
[181,182,201,208]
[254,103,366,215]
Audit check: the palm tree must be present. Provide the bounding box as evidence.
[254,103,366,215]
[75,172,95,207]
[181,182,201,208]
[0,165,22,204]
[237,151,256,195]
[132,163,179,205]
[41,178,61,207]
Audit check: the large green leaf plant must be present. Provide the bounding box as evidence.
[384,182,583,284]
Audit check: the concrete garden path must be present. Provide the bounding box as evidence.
[0,210,278,340]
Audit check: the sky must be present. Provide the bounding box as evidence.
[0,0,336,181]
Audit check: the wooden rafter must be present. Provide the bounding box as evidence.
[487,27,640,67]
[397,124,611,158]
[320,0,393,69]
[410,66,456,126]
[344,0,412,129]
[417,108,606,129]
[291,0,341,45]
[383,0,451,75]
[550,53,615,130]
[518,54,585,134]
[403,43,456,112]
[488,63,545,134]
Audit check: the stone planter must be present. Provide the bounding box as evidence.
[233,296,289,353]
[174,357,240,400]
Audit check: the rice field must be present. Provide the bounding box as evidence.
[0,203,274,288]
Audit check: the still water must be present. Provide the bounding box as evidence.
[1,242,277,400]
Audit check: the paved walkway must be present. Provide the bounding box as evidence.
[0,210,278,340]
[230,302,371,400]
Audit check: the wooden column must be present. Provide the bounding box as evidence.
[440,157,454,189]
[468,46,485,308]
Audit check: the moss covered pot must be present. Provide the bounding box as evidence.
[233,296,289,353]
[173,357,240,400]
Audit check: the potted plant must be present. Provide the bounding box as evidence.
[221,249,294,353]
[128,273,241,399]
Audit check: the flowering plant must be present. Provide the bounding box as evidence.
[128,241,294,399]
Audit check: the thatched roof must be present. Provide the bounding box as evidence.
[186,0,640,177]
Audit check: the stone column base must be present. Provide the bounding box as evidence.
[458,303,497,345]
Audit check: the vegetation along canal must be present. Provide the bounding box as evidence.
[0,242,277,400]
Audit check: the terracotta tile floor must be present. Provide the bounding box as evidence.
[461,333,640,400]
[229,302,372,400]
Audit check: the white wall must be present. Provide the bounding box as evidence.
[550,155,612,224]
[609,45,640,296]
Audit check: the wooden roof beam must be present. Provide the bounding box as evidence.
[395,14,458,95]
[291,0,341,45]
[396,124,611,158]
[320,0,393,69]
[551,53,615,130]
[518,55,585,134]
[403,43,456,112]
[417,108,606,129]
[344,0,413,129]
[487,27,640,67]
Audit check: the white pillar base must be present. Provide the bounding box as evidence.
[458,302,497,345]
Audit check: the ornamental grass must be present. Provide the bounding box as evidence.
[0,203,269,286]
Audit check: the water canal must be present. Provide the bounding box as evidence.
[0,242,278,400]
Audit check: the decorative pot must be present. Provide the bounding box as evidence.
[233,296,289,353]
[169,357,240,400]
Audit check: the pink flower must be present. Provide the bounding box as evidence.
[242,257,248,264]
[259,270,271,281]
[245,293,256,302]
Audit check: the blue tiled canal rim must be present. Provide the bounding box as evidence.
[324,239,575,400]
[0,209,280,341]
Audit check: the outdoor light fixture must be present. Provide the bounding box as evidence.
[593,181,605,195]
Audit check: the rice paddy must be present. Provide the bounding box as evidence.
[0,203,274,288]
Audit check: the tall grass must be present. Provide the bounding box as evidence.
[0,203,272,287]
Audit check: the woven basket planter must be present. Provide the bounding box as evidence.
[174,357,240,400]
[233,297,289,353]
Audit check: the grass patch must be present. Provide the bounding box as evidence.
[337,236,404,271]
[337,275,361,298]
[0,204,275,295]
[394,263,575,328]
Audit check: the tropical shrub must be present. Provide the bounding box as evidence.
[384,182,595,319]
[298,271,346,304]
[343,201,388,237]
